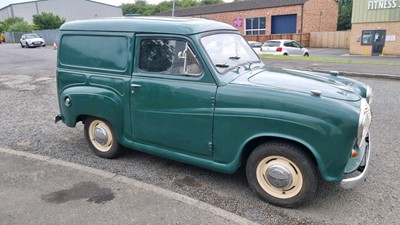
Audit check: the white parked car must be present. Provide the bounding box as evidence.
[247,41,263,54]
[20,33,46,48]
[260,40,309,56]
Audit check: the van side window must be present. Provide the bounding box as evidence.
[139,39,202,76]
[59,35,129,72]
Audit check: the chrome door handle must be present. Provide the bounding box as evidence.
[131,84,141,88]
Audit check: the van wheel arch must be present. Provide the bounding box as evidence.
[241,137,318,171]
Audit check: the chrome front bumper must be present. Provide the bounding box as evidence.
[340,135,371,189]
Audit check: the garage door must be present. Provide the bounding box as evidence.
[271,14,297,34]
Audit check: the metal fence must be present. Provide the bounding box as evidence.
[4,29,59,45]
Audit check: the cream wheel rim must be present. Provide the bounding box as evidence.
[256,156,303,199]
[88,120,113,152]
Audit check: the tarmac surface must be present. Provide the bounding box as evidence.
[0,148,257,225]
[1,44,399,224]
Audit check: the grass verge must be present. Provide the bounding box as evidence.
[259,54,400,66]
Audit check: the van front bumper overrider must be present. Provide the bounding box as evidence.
[340,134,371,189]
[54,114,62,124]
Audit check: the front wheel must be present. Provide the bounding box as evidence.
[304,52,309,57]
[246,142,318,208]
[84,117,121,159]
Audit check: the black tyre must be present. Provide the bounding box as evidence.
[304,53,309,57]
[246,142,318,208]
[21,42,25,48]
[25,43,29,48]
[84,117,121,159]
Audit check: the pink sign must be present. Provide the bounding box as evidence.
[233,18,243,28]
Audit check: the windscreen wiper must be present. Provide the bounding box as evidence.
[229,56,240,60]
[215,64,229,68]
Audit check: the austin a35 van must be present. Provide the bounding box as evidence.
[55,17,372,208]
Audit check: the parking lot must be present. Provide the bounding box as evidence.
[0,43,399,224]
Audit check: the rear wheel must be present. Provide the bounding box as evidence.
[304,53,309,57]
[84,117,121,159]
[246,142,318,208]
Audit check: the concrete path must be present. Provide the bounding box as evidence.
[0,148,258,225]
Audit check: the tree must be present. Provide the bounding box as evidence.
[8,21,32,32]
[32,12,65,30]
[179,0,198,8]
[199,0,223,6]
[154,1,174,14]
[122,0,156,16]
[0,17,26,32]
[337,0,352,30]
[122,0,224,16]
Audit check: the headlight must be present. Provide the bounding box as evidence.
[366,86,373,104]
[357,99,372,147]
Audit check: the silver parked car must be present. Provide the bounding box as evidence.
[260,40,309,56]
[20,33,46,48]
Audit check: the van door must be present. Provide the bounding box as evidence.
[130,37,216,157]
[291,41,304,56]
[284,41,300,55]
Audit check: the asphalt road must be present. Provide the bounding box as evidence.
[0,43,399,225]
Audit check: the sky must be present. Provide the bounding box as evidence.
[0,0,234,9]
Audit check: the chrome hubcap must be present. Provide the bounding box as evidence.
[265,165,293,189]
[256,156,303,199]
[94,126,108,145]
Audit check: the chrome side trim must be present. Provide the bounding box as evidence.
[340,134,371,189]
[131,83,142,88]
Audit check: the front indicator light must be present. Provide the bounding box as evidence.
[351,149,358,158]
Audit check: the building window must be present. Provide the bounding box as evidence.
[245,17,266,35]
[361,30,373,45]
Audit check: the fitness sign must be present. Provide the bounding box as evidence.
[367,0,400,9]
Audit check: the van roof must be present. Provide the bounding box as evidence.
[60,16,237,35]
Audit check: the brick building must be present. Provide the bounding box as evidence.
[350,0,400,56]
[157,0,338,36]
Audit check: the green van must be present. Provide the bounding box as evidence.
[55,17,372,208]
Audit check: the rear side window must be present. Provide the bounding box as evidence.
[59,35,129,73]
[263,41,280,47]
[292,41,302,48]
[284,42,293,47]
